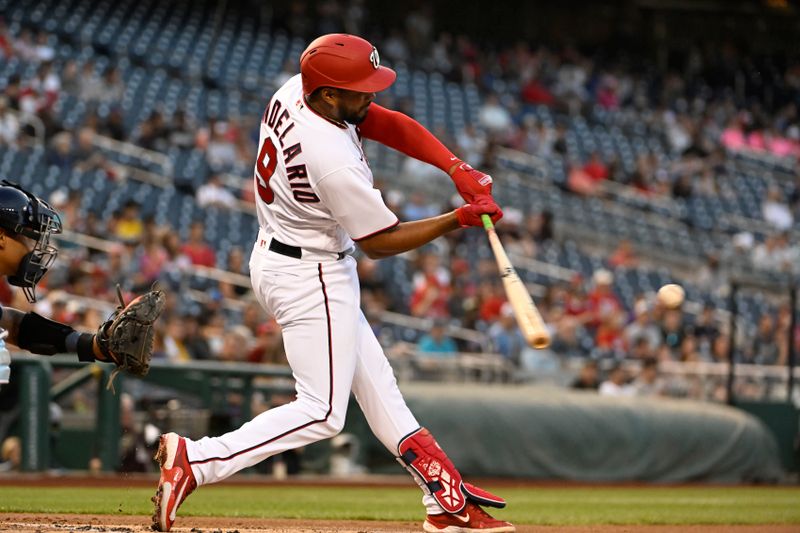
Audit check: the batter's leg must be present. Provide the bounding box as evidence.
[349,312,445,514]
[185,259,361,485]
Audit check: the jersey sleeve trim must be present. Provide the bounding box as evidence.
[352,218,400,241]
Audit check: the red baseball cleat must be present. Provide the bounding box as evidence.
[423,501,515,532]
[151,433,197,532]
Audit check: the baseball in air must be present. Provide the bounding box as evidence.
[657,284,685,309]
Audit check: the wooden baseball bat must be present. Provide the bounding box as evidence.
[481,214,551,349]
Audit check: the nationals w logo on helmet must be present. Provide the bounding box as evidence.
[369,46,380,69]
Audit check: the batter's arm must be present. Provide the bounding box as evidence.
[358,104,458,173]
[356,212,461,260]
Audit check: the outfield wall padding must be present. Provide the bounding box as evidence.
[351,384,784,482]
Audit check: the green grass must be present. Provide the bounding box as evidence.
[0,486,798,524]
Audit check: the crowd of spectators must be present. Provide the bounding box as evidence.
[0,6,796,405]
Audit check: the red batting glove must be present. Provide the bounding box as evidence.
[449,161,493,203]
[455,197,503,228]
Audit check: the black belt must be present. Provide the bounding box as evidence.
[269,238,347,260]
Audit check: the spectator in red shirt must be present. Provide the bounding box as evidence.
[608,239,639,269]
[521,75,555,106]
[582,152,609,181]
[0,19,13,59]
[181,220,216,268]
[409,252,451,318]
[586,269,622,329]
[477,280,506,322]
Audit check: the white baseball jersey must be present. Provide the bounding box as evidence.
[253,74,398,252]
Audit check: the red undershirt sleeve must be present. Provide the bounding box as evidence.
[358,104,458,173]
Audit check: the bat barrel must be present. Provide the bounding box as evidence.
[530,334,551,350]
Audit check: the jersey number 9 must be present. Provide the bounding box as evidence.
[255,138,278,204]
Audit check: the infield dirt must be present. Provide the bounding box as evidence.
[1,514,798,533]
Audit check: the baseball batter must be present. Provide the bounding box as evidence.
[153,34,513,533]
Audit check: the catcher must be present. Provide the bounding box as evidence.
[0,180,163,390]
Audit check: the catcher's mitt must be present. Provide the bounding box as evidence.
[97,285,165,390]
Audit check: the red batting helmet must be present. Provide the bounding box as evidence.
[300,34,396,96]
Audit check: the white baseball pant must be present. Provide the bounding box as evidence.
[183,240,442,513]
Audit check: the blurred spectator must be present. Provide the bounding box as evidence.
[478,94,512,134]
[97,67,125,105]
[752,233,797,273]
[526,210,554,243]
[101,243,134,290]
[4,74,21,109]
[248,319,287,365]
[218,326,253,363]
[477,280,506,323]
[98,107,127,141]
[113,200,144,243]
[598,363,634,396]
[571,359,600,390]
[34,31,54,62]
[206,120,238,170]
[162,316,190,362]
[197,174,237,210]
[78,61,104,102]
[409,252,451,319]
[678,335,702,362]
[586,269,622,328]
[402,191,440,221]
[0,20,13,59]
[746,315,782,365]
[567,162,602,196]
[219,247,250,298]
[631,358,663,397]
[660,309,686,357]
[695,254,725,295]
[168,110,195,149]
[134,228,168,289]
[417,321,457,356]
[0,96,19,147]
[13,28,37,61]
[691,303,720,356]
[608,239,639,269]
[159,231,191,288]
[762,187,794,231]
[629,337,654,360]
[135,111,169,152]
[184,314,213,360]
[46,131,74,170]
[582,152,609,182]
[60,59,80,94]
[73,127,114,176]
[241,301,265,338]
[181,221,216,268]
[624,301,661,354]
[488,303,525,367]
[456,124,487,166]
[594,311,625,356]
[30,62,60,112]
[383,29,409,63]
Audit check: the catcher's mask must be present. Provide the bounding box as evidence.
[0,180,62,302]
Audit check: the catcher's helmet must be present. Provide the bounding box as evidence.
[300,33,396,96]
[0,180,62,302]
